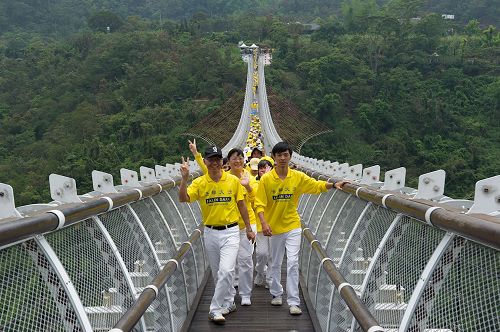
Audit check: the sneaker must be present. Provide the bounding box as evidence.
[208,312,225,323]
[220,302,236,315]
[271,295,282,306]
[254,274,265,286]
[289,305,302,315]
[241,296,251,306]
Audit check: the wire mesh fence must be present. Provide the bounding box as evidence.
[314,267,335,331]
[326,204,391,331]
[0,240,80,331]
[323,196,368,263]
[315,190,350,244]
[130,198,178,258]
[358,216,444,330]
[0,181,209,332]
[300,189,500,332]
[306,247,321,308]
[1,174,499,332]
[165,266,189,332]
[45,218,136,331]
[301,194,321,228]
[99,206,160,283]
[410,238,500,332]
[307,191,336,232]
[297,195,308,215]
[152,193,189,247]
[168,187,200,234]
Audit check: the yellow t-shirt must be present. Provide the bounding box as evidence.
[232,169,257,229]
[187,172,245,226]
[253,177,263,232]
[254,168,328,234]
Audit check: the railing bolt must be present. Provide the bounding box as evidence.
[433,185,440,192]
[424,178,430,184]
[0,191,4,197]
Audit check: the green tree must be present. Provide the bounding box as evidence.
[87,11,124,33]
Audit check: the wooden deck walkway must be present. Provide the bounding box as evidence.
[186,263,317,332]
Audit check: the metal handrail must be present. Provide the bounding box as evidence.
[0,172,202,249]
[110,225,203,332]
[302,226,383,332]
[299,167,500,251]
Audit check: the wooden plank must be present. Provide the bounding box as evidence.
[188,263,316,331]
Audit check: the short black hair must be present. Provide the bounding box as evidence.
[258,160,273,169]
[251,147,263,155]
[272,141,293,156]
[227,148,244,159]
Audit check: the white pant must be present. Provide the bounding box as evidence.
[231,224,257,298]
[269,228,301,306]
[255,232,272,284]
[203,225,240,314]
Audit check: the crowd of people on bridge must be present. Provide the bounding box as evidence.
[178,114,348,324]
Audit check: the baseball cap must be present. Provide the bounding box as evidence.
[204,146,223,159]
[260,156,275,167]
[249,158,260,170]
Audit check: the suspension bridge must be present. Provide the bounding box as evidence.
[0,44,499,332]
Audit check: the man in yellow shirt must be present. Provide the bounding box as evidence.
[254,142,347,315]
[179,146,256,323]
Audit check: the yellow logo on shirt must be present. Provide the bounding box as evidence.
[206,197,232,204]
[272,194,293,200]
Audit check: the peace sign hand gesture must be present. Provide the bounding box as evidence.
[180,156,190,180]
[188,139,198,155]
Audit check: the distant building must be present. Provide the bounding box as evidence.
[289,21,321,32]
[442,14,455,20]
[302,23,321,31]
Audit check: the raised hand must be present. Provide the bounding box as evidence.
[240,172,250,187]
[188,138,197,155]
[180,156,190,179]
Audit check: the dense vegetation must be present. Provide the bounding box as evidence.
[0,0,499,204]
[1,0,498,36]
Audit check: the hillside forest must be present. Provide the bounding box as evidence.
[0,0,499,205]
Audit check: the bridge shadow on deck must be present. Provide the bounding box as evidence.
[187,263,316,332]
